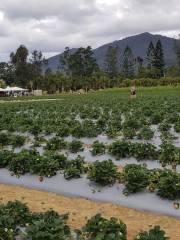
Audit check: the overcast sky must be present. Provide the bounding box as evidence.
[0,0,180,62]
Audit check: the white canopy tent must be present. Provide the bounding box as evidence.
[2,86,28,92]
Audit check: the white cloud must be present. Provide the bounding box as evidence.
[0,0,180,62]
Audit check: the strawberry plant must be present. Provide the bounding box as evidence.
[43,125,55,135]
[166,112,179,124]
[34,135,46,142]
[63,166,83,179]
[158,141,180,164]
[10,134,26,148]
[157,122,171,131]
[7,149,41,175]
[30,141,42,148]
[87,159,119,186]
[136,127,154,140]
[138,115,151,126]
[43,151,68,169]
[0,133,26,148]
[90,140,106,156]
[120,164,150,195]
[44,137,67,150]
[122,116,141,130]
[111,117,122,131]
[20,212,71,240]
[56,125,70,137]
[82,120,100,137]
[0,215,18,240]
[0,132,9,146]
[122,127,136,139]
[131,142,158,161]
[64,155,88,179]
[71,124,86,138]
[150,112,164,124]
[96,117,107,132]
[29,124,42,136]
[174,121,180,132]
[0,150,15,168]
[105,126,118,139]
[156,169,180,200]
[35,157,59,177]
[119,163,180,200]
[74,213,127,240]
[160,131,178,141]
[67,139,84,153]
[134,225,170,240]
[89,107,101,119]
[107,140,132,160]
[3,200,32,227]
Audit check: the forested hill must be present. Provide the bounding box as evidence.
[42,32,177,74]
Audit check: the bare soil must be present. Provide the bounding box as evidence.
[0,184,180,240]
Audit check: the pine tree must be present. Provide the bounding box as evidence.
[103,46,119,79]
[146,41,154,70]
[152,39,165,77]
[121,45,135,79]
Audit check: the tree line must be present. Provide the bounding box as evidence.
[0,37,180,93]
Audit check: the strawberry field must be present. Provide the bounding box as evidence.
[0,86,180,239]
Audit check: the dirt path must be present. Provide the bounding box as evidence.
[0,98,65,103]
[0,184,179,240]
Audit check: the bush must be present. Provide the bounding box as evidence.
[87,159,119,186]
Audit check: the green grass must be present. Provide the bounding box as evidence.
[0,85,180,102]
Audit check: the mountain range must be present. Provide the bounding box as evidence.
[42,32,178,74]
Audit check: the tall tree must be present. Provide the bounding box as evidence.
[82,46,99,77]
[173,35,180,71]
[146,41,154,70]
[152,39,165,77]
[135,56,143,75]
[10,46,48,88]
[103,46,119,79]
[121,46,135,79]
[29,50,48,90]
[59,47,71,75]
[10,45,29,87]
[0,62,15,85]
[59,46,99,78]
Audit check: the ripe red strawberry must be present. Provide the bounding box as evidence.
[136,129,138,131]
[174,163,178,166]
[10,173,14,177]
[20,170,24,175]
[172,165,176,170]
[39,177,43,182]
[121,179,125,183]
[161,132,164,134]
[150,188,154,192]
[162,163,165,167]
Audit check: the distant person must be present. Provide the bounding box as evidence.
[131,84,136,99]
